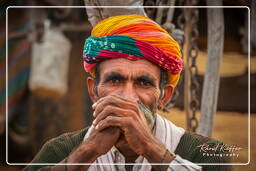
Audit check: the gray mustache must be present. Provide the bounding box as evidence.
[138,101,155,130]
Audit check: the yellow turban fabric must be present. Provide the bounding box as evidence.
[83,14,183,87]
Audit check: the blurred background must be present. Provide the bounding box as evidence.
[0,0,255,170]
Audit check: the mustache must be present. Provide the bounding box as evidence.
[138,101,156,130]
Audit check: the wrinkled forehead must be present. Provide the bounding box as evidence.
[98,58,161,80]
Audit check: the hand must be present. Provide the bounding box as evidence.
[85,126,121,155]
[92,95,167,162]
[66,126,120,171]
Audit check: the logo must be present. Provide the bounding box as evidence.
[197,141,242,157]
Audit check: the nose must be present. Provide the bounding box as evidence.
[120,82,139,102]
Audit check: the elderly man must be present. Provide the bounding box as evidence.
[24,15,231,171]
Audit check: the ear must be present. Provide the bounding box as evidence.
[87,77,98,103]
[158,84,174,110]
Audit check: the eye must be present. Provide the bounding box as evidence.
[138,80,151,86]
[110,78,121,85]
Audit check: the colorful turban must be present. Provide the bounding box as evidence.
[83,14,183,86]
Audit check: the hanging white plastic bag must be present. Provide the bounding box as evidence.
[29,20,71,97]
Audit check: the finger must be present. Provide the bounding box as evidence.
[99,95,138,110]
[92,94,129,108]
[93,96,119,117]
[93,106,123,126]
[92,95,115,109]
[96,116,129,131]
[93,105,136,126]
[92,96,107,109]
[93,95,139,117]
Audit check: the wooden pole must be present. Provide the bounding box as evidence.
[199,0,224,137]
[84,0,146,27]
[183,8,192,131]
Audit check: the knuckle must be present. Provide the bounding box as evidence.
[104,106,115,116]
[126,110,136,119]
[104,105,112,113]
[98,120,104,127]
[134,106,140,113]
[95,103,104,113]
[124,109,137,118]
[125,117,133,126]
[106,95,114,102]
[129,103,139,113]
[106,115,113,121]
[130,110,137,116]
[105,105,113,112]
[123,109,130,115]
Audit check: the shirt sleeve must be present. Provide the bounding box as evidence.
[168,155,202,171]
[23,133,75,171]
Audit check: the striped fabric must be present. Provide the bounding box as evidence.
[83,114,202,171]
[23,125,233,171]
[0,13,31,123]
[83,15,183,87]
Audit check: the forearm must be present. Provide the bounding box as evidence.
[143,137,175,171]
[48,143,99,171]
[150,150,175,171]
[143,138,201,171]
[149,150,202,171]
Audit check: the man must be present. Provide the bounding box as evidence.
[24,15,232,171]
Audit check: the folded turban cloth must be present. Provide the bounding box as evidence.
[83,14,183,87]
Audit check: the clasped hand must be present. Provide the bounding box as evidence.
[92,95,155,156]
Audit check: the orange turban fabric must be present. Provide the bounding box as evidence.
[83,14,183,87]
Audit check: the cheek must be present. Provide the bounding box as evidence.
[97,83,119,97]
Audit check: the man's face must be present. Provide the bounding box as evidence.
[95,58,162,114]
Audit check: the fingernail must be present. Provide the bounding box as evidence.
[93,111,96,117]
[92,120,96,125]
[92,103,97,108]
[95,125,99,130]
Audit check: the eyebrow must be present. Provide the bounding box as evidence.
[103,72,157,86]
[103,72,127,82]
[136,75,157,86]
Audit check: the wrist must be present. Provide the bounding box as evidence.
[142,137,166,163]
[143,137,175,164]
[69,142,100,164]
[81,142,101,162]
[65,143,100,171]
